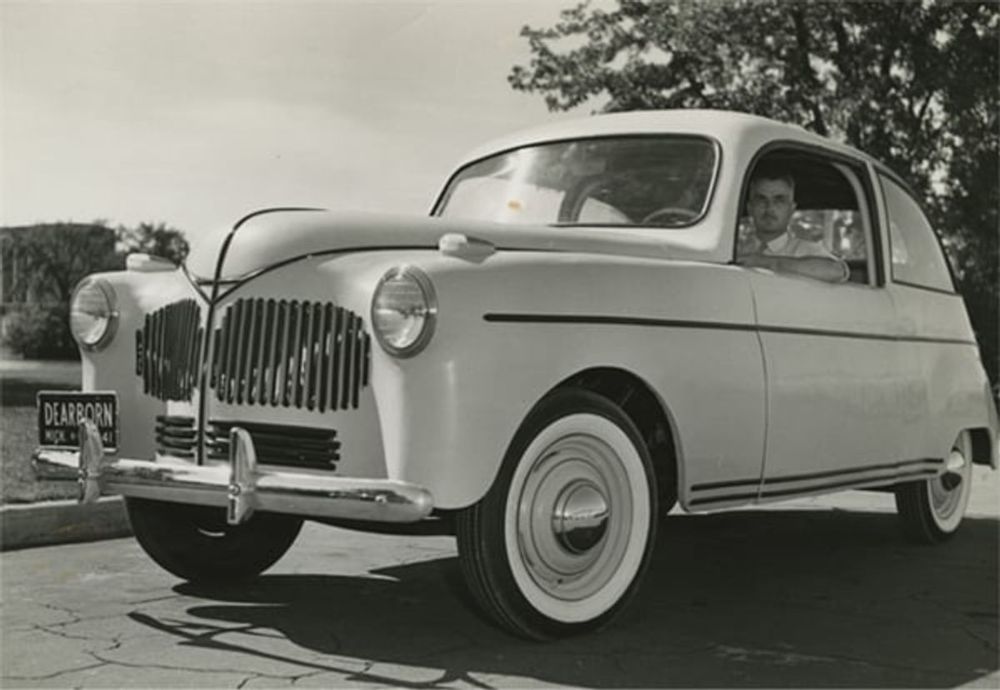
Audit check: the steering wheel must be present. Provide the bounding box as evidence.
[641,206,699,225]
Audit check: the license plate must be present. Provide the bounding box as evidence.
[37,391,118,450]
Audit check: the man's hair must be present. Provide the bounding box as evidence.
[750,164,795,194]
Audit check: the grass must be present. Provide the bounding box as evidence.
[1,364,81,504]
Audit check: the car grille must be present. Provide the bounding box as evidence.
[154,416,340,470]
[155,415,198,458]
[136,300,204,402]
[135,297,372,411]
[210,298,371,412]
[205,420,340,470]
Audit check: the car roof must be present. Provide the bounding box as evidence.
[458,109,878,170]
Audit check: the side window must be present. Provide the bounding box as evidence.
[738,151,875,284]
[880,175,954,292]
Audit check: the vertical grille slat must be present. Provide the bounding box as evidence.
[226,300,244,403]
[142,315,151,394]
[257,299,276,407]
[190,328,203,394]
[216,309,230,400]
[351,315,363,409]
[329,307,343,411]
[296,302,312,409]
[210,326,221,389]
[247,300,263,403]
[151,309,161,398]
[165,304,176,398]
[362,330,371,387]
[134,299,202,402]
[341,312,355,410]
[229,300,246,403]
[236,300,256,404]
[154,308,165,398]
[172,302,186,398]
[285,301,302,407]
[317,303,332,413]
[271,300,288,406]
[204,297,370,412]
[174,301,192,399]
[304,302,319,410]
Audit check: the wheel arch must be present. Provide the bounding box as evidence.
[968,427,997,468]
[554,366,683,512]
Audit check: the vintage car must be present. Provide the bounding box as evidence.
[36,110,999,640]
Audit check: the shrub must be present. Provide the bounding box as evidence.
[2,304,78,360]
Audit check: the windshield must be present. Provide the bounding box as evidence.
[435,136,718,228]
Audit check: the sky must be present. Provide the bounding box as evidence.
[0,0,594,237]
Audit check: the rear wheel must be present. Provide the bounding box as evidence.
[457,389,657,639]
[126,498,302,582]
[895,432,973,544]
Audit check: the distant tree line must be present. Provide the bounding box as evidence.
[0,221,187,358]
[509,0,998,389]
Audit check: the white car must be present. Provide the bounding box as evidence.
[36,110,999,639]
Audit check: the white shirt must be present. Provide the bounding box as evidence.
[751,232,850,282]
[758,232,838,259]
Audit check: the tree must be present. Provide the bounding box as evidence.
[1,223,123,358]
[2,223,122,306]
[509,0,999,388]
[116,221,189,265]
[1,220,189,358]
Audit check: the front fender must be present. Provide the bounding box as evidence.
[363,250,763,510]
[77,269,202,458]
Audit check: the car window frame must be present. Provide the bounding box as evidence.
[732,140,886,288]
[875,167,959,296]
[429,134,723,231]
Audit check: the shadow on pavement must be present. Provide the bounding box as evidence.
[135,509,997,687]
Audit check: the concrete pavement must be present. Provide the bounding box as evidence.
[2,490,998,688]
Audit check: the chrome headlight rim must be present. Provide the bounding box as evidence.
[70,277,119,351]
[371,265,438,359]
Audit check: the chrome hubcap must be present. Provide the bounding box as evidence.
[516,433,633,601]
[552,480,609,554]
[930,449,967,519]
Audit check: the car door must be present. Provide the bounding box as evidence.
[740,147,919,500]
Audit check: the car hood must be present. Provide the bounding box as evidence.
[185,208,685,281]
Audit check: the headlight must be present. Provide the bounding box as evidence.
[371,266,437,358]
[69,278,118,350]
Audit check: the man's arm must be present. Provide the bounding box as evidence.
[740,253,849,284]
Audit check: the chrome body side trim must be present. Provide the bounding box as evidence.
[33,421,434,524]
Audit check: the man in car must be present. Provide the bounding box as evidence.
[739,167,849,283]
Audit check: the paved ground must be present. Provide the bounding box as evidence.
[2,474,998,688]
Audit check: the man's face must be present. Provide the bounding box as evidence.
[747,177,795,242]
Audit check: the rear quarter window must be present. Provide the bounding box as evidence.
[880,174,955,293]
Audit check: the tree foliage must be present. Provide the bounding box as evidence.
[1,221,188,358]
[116,221,189,265]
[2,223,122,305]
[510,0,999,385]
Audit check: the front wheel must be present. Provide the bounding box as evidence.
[895,432,973,544]
[457,389,657,639]
[126,498,303,582]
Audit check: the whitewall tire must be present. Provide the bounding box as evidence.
[895,432,974,543]
[456,388,657,639]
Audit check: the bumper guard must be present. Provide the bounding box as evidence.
[33,421,434,526]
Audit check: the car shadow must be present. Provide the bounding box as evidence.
[132,509,998,687]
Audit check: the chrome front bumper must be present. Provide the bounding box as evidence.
[33,421,434,526]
